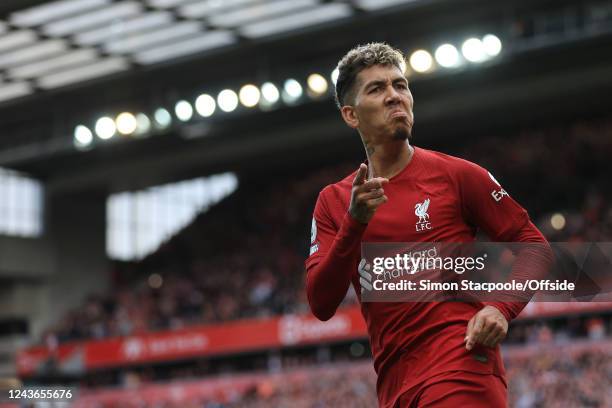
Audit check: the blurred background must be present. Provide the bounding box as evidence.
[0,0,611,406]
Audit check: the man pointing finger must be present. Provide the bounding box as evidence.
[350,163,389,224]
[305,42,552,407]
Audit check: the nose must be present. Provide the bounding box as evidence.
[384,85,401,105]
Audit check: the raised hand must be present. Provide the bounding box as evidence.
[349,163,389,224]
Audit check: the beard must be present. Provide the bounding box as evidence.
[392,124,411,141]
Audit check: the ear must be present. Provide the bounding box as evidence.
[340,105,359,129]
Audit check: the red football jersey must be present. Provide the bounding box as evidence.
[305,146,549,408]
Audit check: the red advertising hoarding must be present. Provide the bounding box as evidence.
[17,307,367,377]
[17,302,612,377]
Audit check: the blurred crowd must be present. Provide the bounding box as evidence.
[213,365,378,408]
[65,341,612,408]
[214,345,612,408]
[13,115,610,408]
[7,342,610,408]
[506,343,612,408]
[40,116,612,345]
[506,314,611,344]
[41,161,358,344]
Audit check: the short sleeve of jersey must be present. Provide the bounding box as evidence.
[305,188,339,269]
[458,161,530,241]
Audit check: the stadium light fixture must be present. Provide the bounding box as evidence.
[135,113,151,136]
[0,30,37,54]
[8,49,98,80]
[208,0,317,28]
[147,0,192,9]
[260,82,280,106]
[116,112,138,135]
[217,89,239,112]
[104,21,202,54]
[37,57,128,89]
[483,34,502,57]
[0,82,32,103]
[195,93,216,117]
[42,1,143,37]
[178,0,257,18]
[282,79,303,104]
[95,116,116,140]
[239,3,352,38]
[307,73,328,96]
[239,84,261,108]
[175,100,194,121]
[462,38,486,63]
[550,213,566,230]
[133,31,235,65]
[0,40,67,69]
[409,49,434,73]
[434,44,461,68]
[154,108,172,129]
[74,11,174,46]
[355,0,422,10]
[10,0,110,27]
[74,125,93,149]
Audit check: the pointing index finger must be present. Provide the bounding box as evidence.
[353,164,368,186]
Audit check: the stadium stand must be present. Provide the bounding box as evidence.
[51,341,612,407]
[2,2,611,406]
[38,116,612,346]
[10,117,610,408]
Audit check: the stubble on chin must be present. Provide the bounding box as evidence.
[392,125,411,141]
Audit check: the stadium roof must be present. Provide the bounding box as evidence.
[0,0,462,105]
[0,0,610,193]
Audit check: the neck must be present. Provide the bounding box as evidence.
[363,138,413,179]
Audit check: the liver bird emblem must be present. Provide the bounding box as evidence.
[414,198,430,224]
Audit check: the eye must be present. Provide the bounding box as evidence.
[395,82,408,90]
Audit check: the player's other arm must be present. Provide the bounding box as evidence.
[482,219,553,322]
[459,161,553,349]
[305,164,388,321]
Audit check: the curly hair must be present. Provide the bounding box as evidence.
[334,42,406,109]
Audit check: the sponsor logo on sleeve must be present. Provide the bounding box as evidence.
[309,218,319,255]
[311,218,317,244]
[488,171,501,186]
[488,171,509,202]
